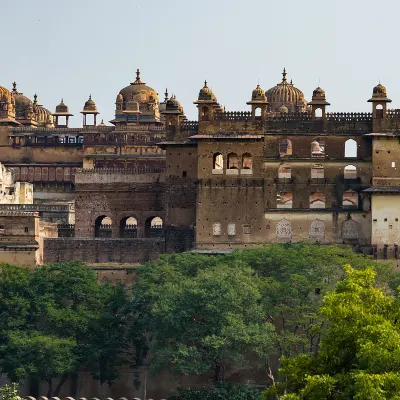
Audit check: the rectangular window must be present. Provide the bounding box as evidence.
[213,223,222,236]
[182,171,187,177]
[227,223,236,236]
[392,162,396,168]
[24,227,29,233]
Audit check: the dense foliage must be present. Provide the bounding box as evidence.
[0,262,135,396]
[264,266,400,399]
[0,244,398,398]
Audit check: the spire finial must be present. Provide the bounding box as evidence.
[89,94,92,100]
[33,93,38,104]
[282,68,287,82]
[12,82,17,93]
[290,79,293,85]
[136,69,140,81]
[164,88,168,102]
[204,80,208,88]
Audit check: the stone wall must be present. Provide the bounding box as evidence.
[43,238,165,264]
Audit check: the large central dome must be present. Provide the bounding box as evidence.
[115,69,160,123]
[266,69,308,113]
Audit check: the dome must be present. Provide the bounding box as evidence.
[166,95,184,113]
[197,80,216,102]
[118,69,159,104]
[12,83,33,118]
[82,95,98,113]
[373,83,386,96]
[54,99,72,115]
[265,69,308,113]
[33,94,53,126]
[313,87,325,97]
[115,69,160,122]
[251,84,266,101]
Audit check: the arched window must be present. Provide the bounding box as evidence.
[345,139,357,158]
[342,190,359,208]
[277,192,293,209]
[376,104,384,118]
[311,138,325,158]
[255,107,262,118]
[278,164,291,179]
[94,215,112,238]
[344,165,357,179]
[201,106,209,121]
[314,108,323,118]
[145,216,164,238]
[276,219,292,240]
[309,219,325,240]
[342,218,359,240]
[242,153,253,169]
[311,164,324,179]
[227,153,239,169]
[213,153,223,170]
[309,192,325,209]
[279,139,292,157]
[120,216,138,238]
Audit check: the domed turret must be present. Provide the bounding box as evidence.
[265,69,308,113]
[53,99,73,127]
[114,69,160,124]
[308,86,330,118]
[161,94,186,128]
[197,80,217,102]
[247,83,269,120]
[81,95,99,126]
[194,80,222,121]
[368,82,392,119]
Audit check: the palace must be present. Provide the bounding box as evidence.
[0,69,399,269]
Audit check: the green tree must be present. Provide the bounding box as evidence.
[0,382,19,400]
[0,262,136,396]
[134,262,276,381]
[265,266,400,399]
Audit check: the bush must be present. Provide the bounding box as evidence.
[0,383,19,400]
[168,382,263,400]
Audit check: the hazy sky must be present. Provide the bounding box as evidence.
[2,0,399,125]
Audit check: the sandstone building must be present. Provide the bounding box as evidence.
[0,69,399,267]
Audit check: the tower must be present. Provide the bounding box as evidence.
[52,99,73,127]
[81,95,99,126]
[193,81,220,121]
[308,87,330,119]
[247,84,269,121]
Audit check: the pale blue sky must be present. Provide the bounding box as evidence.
[2,0,399,124]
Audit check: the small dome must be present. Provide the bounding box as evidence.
[373,83,387,96]
[98,119,106,127]
[83,95,98,112]
[166,95,184,113]
[55,99,70,114]
[198,80,216,101]
[313,87,325,97]
[266,69,308,112]
[116,93,123,102]
[252,84,266,100]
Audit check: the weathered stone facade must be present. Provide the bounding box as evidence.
[0,69,399,266]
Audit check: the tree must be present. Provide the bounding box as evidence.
[0,382,19,400]
[265,266,400,399]
[134,262,276,381]
[0,262,136,396]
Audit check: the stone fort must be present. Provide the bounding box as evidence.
[0,68,399,271]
